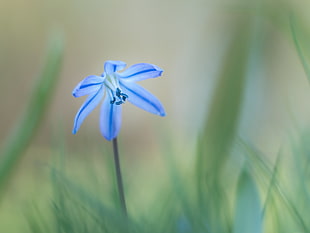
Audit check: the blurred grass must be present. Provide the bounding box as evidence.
[195,13,256,232]
[233,168,262,233]
[290,14,310,84]
[0,32,64,198]
[20,129,310,233]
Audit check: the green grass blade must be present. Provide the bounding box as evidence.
[0,32,64,196]
[50,169,134,233]
[290,14,310,84]
[195,18,253,229]
[196,26,249,174]
[239,139,310,232]
[233,168,262,233]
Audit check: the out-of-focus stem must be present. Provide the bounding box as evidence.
[112,137,127,216]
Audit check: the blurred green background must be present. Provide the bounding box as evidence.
[1,0,310,232]
[1,0,310,151]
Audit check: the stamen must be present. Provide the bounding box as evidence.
[121,93,128,100]
[110,97,116,104]
[115,88,128,101]
[116,88,122,97]
[106,80,128,105]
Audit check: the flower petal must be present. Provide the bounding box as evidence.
[72,75,104,97]
[72,87,105,134]
[100,95,122,140]
[104,60,126,74]
[118,63,163,82]
[120,80,166,116]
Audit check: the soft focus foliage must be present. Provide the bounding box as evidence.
[1,0,310,233]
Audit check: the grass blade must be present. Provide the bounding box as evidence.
[0,32,64,196]
[290,14,310,83]
[195,19,252,232]
[233,168,262,233]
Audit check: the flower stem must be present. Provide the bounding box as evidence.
[112,137,127,216]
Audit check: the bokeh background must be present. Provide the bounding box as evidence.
[1,0,310,232]
[2,0,310,153]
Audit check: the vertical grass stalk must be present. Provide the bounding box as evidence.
[0,32,64,199]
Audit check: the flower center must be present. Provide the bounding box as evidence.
[103,73,128,105]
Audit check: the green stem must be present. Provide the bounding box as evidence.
[112,137,127,216]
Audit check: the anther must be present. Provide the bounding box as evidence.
[116,88,121,97]
[121,93,128,101]
[110,97,116,104]
[110,88,128,105]
[115,88,128,102]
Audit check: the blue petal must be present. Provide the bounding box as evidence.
[72,87,105,134]
[72,75,104,97]
[118,63,163,82]
[104,60,126,74]
[120,80,166,116]
[100,95,122,140]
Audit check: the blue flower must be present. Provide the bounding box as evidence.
[72,60,166,140]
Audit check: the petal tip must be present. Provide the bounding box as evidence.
[104,60,127,73]
[72,87,78,97]
[150,64,163,75]
[153,65,163,78]
[102,132,116,141]
[153,64,163,72]
[104,135,114,141]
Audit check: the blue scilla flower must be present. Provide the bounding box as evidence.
[72,60,166,140]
